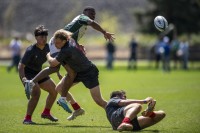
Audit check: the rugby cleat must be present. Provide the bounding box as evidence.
[67,108,85,121]
[57,98,72,113]
[23,119,36,125]
[41,113,58,122]
[117,122,133,132]
[141,100,156,117]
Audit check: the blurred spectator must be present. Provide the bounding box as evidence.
[106,41,116,70]
[7,36,22,72]
[128,36,138,70]
[178,38,189,70]
[154,36,165,69]
[171,36,180,69]
[162,36,171,72]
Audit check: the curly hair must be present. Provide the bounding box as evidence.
[53,29,73,41]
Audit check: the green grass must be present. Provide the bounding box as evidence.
[0,65,200,133]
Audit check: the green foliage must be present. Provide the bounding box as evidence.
[190,34,200,45]
[0,64,200,133]
[98,11,120,34]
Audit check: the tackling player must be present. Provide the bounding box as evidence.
[47,29,107,110]
[25,6,114,118]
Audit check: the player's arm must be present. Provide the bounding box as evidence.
[18,62,26,85]
[46,52,60,67]
[118,97,153,106]
[18,48,32,84]
[89,21,115,42]
[56,66,62,80]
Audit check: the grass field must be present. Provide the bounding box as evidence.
[0,64,200,133]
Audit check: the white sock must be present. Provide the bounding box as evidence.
[30,80,35,86]
[60,97,66,101]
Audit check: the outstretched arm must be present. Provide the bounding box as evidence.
[118,97,153,106]
[89,21,115,42]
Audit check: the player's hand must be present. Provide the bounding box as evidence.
[104,32,115,42]
[57,72,63,80]
[46,52,50,58]
[22,77,27,85]
[144,97,153,104]
[78,44,86,54]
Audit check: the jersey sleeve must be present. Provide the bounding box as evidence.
[108,98,122,106]
[56,49,70,64]
[78,15,93,25]
[21,47,33,66]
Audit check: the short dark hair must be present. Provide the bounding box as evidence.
[83,6,95,13]
[34,25,48,36]
[110,90,126,99]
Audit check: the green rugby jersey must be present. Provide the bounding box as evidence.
[64,14,93,42]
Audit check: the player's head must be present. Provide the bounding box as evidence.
[110,90,127,99]
[53,29,73,49]
[34,25,48,37]
[34,25,48,45]
[83,6,96,20]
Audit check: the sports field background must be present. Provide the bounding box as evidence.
[0,61,200,133]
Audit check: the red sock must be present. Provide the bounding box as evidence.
[42,108,50,115]
[25,114,31,120]
[122,117,131,124]
[71,102,80,110]
[149,112,156,118]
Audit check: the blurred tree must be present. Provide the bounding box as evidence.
[98,11,120,34]
[134,0,200,34]
[3,0,18,37]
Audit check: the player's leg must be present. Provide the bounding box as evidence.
[90,85,107,109]
[39,78,58,122]
[137,110,166,129]
[23,85,41,124]
[117,103,142,131]
[24,66,60,98]
[82,65,107,109]
[33,66,59,83]
[56,76,85,120]
[56,77,77,103]
[123,103,142,119]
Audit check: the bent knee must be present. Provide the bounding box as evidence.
[160,110,166,118]
[130,103,142,111]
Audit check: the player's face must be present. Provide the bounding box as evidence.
[87,10,96,20]
[118,93,126,100]
[121,94,126,100]
[54,38,66,49]
[36,35,47,46]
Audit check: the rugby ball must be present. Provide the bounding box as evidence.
[154,16,168,32]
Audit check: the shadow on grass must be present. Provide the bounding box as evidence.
[58,125,110,128]
[28,123,110,129]
[30,123,60,126]
[138,129,163,132]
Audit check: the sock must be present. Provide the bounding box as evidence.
[42,108,50,115]
[60,97,66,101]
[71,102,80,110]
[122,117,131,124]
[149,112,156,118]
[25,114,32,120]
